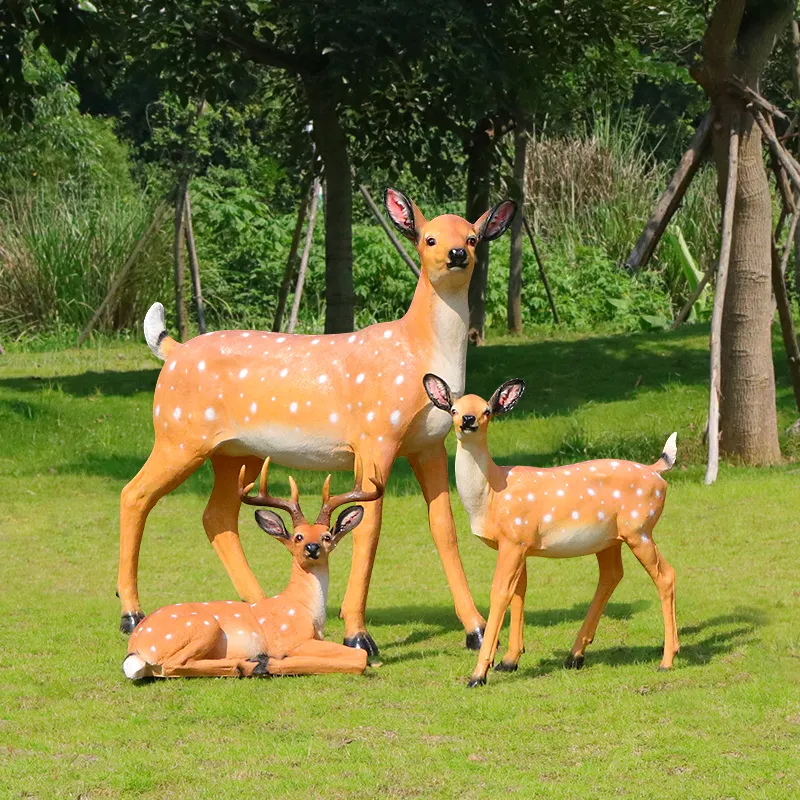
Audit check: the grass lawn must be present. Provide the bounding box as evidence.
[0,327,798,798]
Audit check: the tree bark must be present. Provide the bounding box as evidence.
[184,190,206,334]
[303,74,354,333]
[772,240,800,412]
[693,0,791,466]
[273,180,312,332]
[507,122,527,334]
[792,19,800,297]
[173,172,190,342]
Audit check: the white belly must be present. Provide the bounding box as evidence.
[215,424,354,470]
[536,520,614,558]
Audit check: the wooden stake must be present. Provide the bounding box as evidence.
[173,173,190,341]
[77,201,169,346]
[752,109,800,192]
[671,260,716,329]
[522,213,559,324]
[626,111,714,271]
[183,190,206,334]
[705,114,740,486]
[288,177,322,334]
[358,183,420,278]
[772,239,800,412]
[273,179,313,332]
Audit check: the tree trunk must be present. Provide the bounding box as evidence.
[693,0,791,466]
[288,177,322,334]
[184,190,206,334]
[507,122,527,334]
[303,74,354,333]
[173,172,191,342]
[466,118,496,346]
[792,19,800,298]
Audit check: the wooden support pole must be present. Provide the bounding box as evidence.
[288,177,322,334]
[173,173,190,341]
[77,201,169,346]
[752,109,800,192]
[183,190,206,334]
[522,214,559,324]
[358,183,420,278]
[626,111,714,272]
[772,239,800,413]
[671,260,716,330]
[705,114,739,486]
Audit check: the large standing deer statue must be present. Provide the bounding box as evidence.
[423,374,679,686]
[119,188,516,658]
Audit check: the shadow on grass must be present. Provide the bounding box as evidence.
[1,368,160,398]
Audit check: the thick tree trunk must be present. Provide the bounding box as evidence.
[466,118,494,346]
[303,75,354,333]
[507,123,527,334]
[693,0,791,466]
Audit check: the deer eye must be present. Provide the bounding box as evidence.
[483,408,491,416]
[425,236,436,247]
[322,533,332,542]
[294,534,304,543]
[467,236,477,247]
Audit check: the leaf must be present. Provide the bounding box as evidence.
[77,0,98,12]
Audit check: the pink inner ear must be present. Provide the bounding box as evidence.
[488,204,514,233]
[500,385,520,406]
[427,380,449,407]
[387,192,411,227]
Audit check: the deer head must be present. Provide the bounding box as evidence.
[239,457,384,567]
[384,189,516,288]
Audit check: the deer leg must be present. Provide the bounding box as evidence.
[339,451,395,659]
[267,640,368,676]
[204,456,266,604]
[118,443,205,633]
[496,562,527,672]
[408,443,486,650]
[467,544,526,687]
[156,659,258,678]
[625,533,679,669]
[565,544,624,669]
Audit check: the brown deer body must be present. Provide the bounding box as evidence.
[118,189,516,658]
[423,375,679,687]
[123,458,380,679]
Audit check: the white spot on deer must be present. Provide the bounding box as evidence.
[239,368,248,379]
[598,511,605,521]
[655,489,662,498]
[329,412,339,424]
[515,517,522,526]
[205,407,215,421]
[589,466,597,472]
[612,490,621,499]
[395,375,404,385]
[204,620,210,626]
[564,470,571,476]
[165,634,172,640]
[155,405,160,417]
[611,461,619,468]
[242,332,250,338]
[631,510,639,518]
[571,511,579,520]
[556,489,564,497]
[150,645,157,653]
[290,402,298,413]
[536,471,544,476]
[280,368,288,378]
[366,411,375,422]
[186,621,192,627]
[306,400,311,407]
[170,614,177,619]
[169,361,176,371]
[237,630,244,636]
[146,627,152,632]
[318,374,328,384]
[198,361,206,371]
[356,373,365,384]
[280,623,288,632]
[588,488,596,496]
[504,493,512,501]
[649,509,655,517]
[173,407,182,421]
[288,608,295,616]
[390,410,401,426]
[250,402,257,414]
[544,513,553,523]
[234,613,240,618]
[527,493,535,501]
[636,488,643,496]
[259,618,265,624]
[312,339,320,345]
[384,330,392,338]
[277,337,286,343]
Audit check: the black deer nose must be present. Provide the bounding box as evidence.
[448,248,467,266]
[304,542,321,559]
[461,414,477,428]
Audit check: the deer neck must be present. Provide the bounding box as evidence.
[282,559,330,636]
[404,272,469,397]
[454,435,497,537]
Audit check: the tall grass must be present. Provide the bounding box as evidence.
[0,183,171,338]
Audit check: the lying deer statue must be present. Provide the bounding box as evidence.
[119,188,516,660]
[122,458,381,680]
[422,374,679,687]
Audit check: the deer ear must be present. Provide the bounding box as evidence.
[254,510,290,540]
[333,506,364,539]
[423,373,453,412]
[474,200,517,242]
[384,188,427,243]
[489,379,525,416]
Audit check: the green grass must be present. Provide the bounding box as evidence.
[1,328,799,798]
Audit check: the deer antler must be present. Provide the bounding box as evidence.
[316,456,385,527]
[238,457,307,527]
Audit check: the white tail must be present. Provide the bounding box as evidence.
[660,432,678,471]
[143,302,168,360]
[122,653,148,680]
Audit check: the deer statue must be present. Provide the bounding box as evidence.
[122,457,382,680]
[119,188,517,659]
[422,374,679,687]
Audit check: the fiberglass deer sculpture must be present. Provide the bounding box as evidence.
[119,188,516,658]
[123,457,381,679]
[422,375,679,687]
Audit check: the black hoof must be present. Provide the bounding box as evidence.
[120,611,145,635]
[343,632,379,659]
[465,627,485,651]
[564,653,585,670]
[494,660,518,673]
[466,676,486,688]
[249,653,272,676]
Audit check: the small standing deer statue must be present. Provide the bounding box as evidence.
[123,457,382,680]
[119,188,516,658]
[423,374,679,687]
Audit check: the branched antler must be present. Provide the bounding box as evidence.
[239,457,307,527]
[316,456,384,527]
